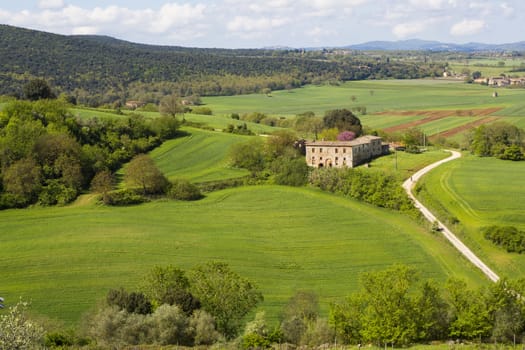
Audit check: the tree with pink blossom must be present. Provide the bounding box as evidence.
[337,131,356,141]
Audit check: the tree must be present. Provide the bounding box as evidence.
[294,113,323,140]
[125,154,169,195]
[141,265,200,314]
[91,170,115,200]
[323,109,362,136]
[337,131,356,141]
[189,262,263,338]
[445,279,492,340]
[403,128,425,153]
[23,78,55,101]
[359,265,419,346]
[2,157,42,205]
[500,144,524,161]
[159,94,183,118]
[486,279,525,343]
[106,288,153,315]
[150,115,180,140]
[280,291,320,344]
[229,138,265,174]
[0,300,45,349]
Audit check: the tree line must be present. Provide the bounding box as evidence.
[5,264,525,349]
[467,122,525,161]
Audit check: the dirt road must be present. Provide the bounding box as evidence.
[402,150,500,282]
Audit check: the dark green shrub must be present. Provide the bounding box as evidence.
[168,179,203,201]
[104,189,146,206]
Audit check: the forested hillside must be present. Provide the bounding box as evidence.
[0,25,445,106]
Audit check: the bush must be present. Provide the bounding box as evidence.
[191,107,213,115]
[104,189,146,206]
[168,179,203,201]
[483,225,525,253]
[189,310,221,345]
[107,288,153,314]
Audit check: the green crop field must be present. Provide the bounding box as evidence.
[149,127,250,182]
[416,154,525,277]
[0,185,486,325]
[204,79,525,117]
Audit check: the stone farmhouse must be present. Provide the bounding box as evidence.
[305,135,389,168]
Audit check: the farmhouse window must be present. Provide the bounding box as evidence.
[335,148,338,153]
[320,148,323,152]
[312,148,315,153]
[343,148,346,153]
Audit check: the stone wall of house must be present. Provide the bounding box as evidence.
[305,136,384,168]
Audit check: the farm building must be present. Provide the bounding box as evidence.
[305,135,389,168]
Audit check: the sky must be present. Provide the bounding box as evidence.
[0,0,523,48]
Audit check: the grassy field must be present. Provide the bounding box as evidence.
[149,127,250,182]
[416,154,525,277]
[203,80,525,117]
[448,57,525,78]
[0,185,486,325]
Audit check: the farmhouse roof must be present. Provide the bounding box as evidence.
[305,135,381,147]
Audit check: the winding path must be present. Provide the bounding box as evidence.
[402,150,500,282]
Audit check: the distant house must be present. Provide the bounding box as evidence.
[488,77,510,87]
[125,100,146,109]
[305,135,389,168]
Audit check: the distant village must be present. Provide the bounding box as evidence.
[442,71,525,87]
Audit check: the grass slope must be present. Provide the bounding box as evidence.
[0,186,485,326]
[416,155,525,277]
[150,127,250,182]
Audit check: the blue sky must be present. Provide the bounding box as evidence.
[0,0,523,48]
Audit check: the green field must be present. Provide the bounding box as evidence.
[150,127,250,182]
[449,57,525,78]
[0,185,486,325]
[204,80,525,118]
[416,155,525,277]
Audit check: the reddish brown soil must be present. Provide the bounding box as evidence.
[429,116,501,139]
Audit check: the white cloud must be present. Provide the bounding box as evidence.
[227,15,288,33]
[38,0,64,9]
[409,0,445,10]
[500,2,515,18]
[392,21,427,38]
[450,19,485,36]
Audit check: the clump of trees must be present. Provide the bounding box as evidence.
[467,122,524,160]
[483,225,525,253]
[331,265,525,347]
[229,130,309,187]
[0,98,186,209]
[309,167,418,216]
[84,262,262,347]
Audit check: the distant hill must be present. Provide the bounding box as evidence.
[0,25,443,106]
[345,39,525,51]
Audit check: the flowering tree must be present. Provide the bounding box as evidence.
[337,131,356,141]
[0,300,44,349]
